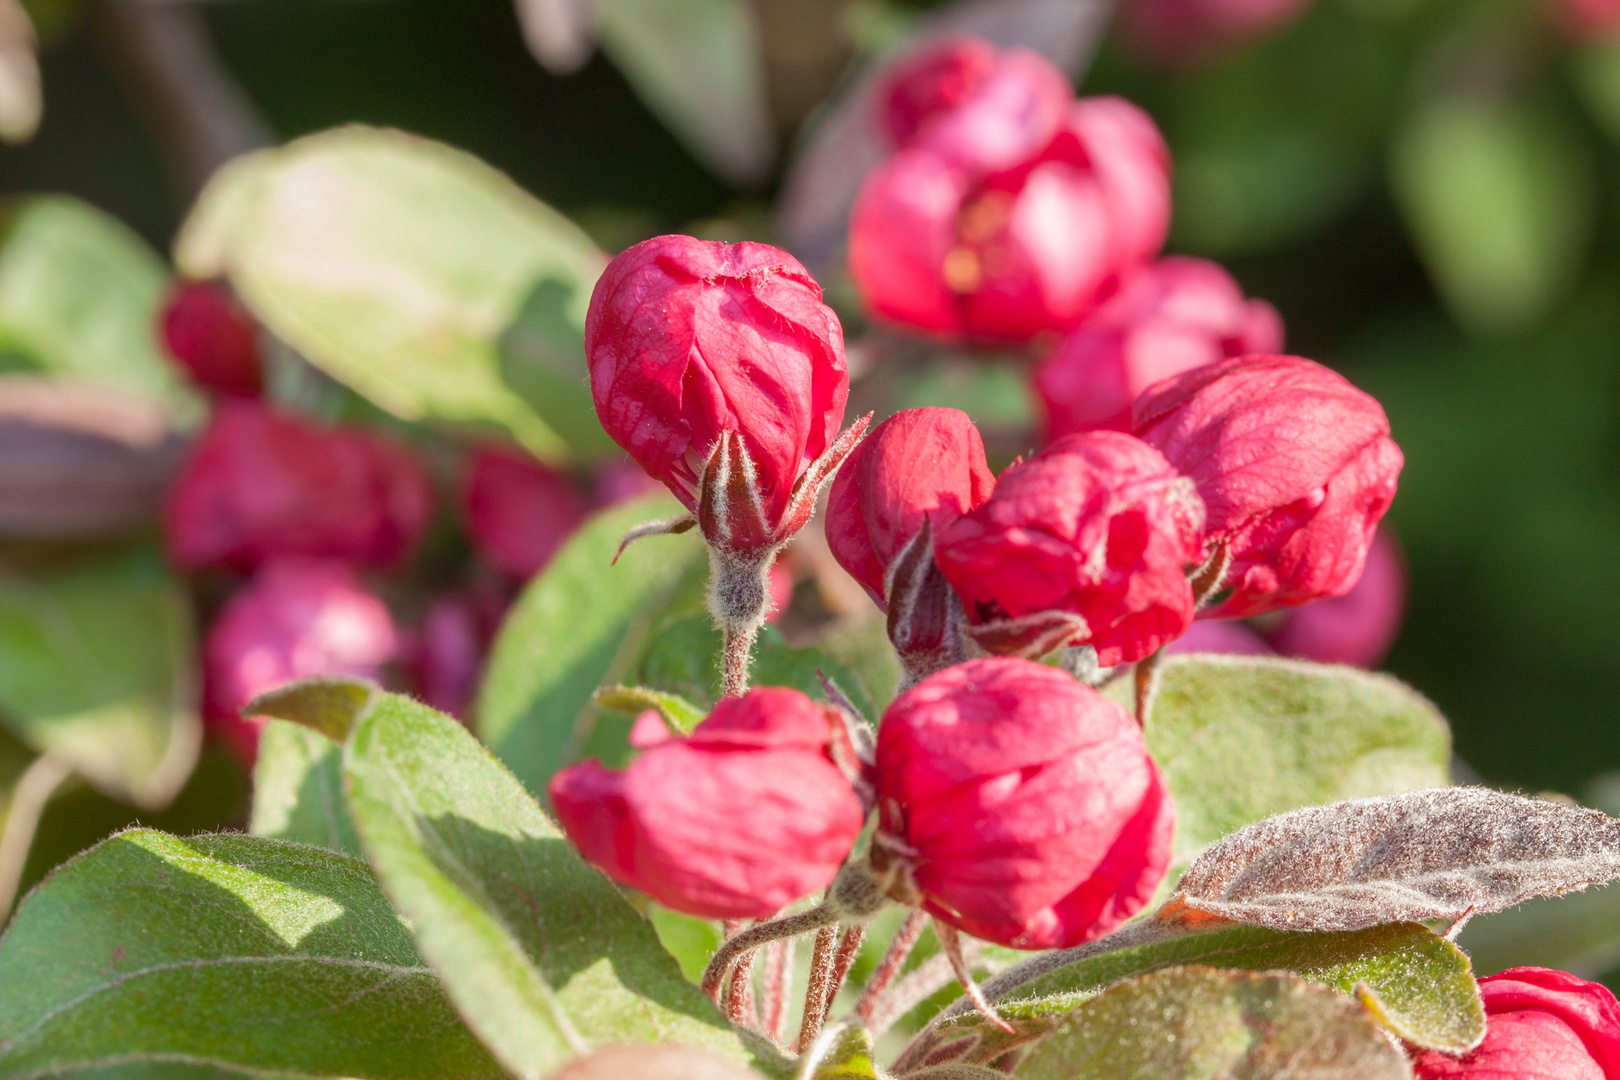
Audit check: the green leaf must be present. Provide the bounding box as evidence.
[801,1019,878,1079]
[477,495,706,796]
[592,685,706,734]
[639,613,877,721]
[1391,97,1595,335]
[0,545,201,809]
[0,829,503,1079]
[497,276,614,457]
[174,126,607,460]
[647,904,723,983]
[1117,656,1451,869]
[595,0,774,186]
[336,689,775,1078]
[250,719,362,857]
[247,675,379,743]
[1014,968,1413,1080]
[0,196,199,421]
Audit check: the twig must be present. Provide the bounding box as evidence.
[797,923,840,1051]
[853,909,928,1022]
[0,754,70,925]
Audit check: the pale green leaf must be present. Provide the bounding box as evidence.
[0,545,201,809]
[0,829,502,1079]
[250,719,362,857]
[174,126,607,459]
[477,495,706,796]
[1014,968,1413,1080]
[338,690,778,1078]
[801,1019,878,1079]
[592,685,706,734]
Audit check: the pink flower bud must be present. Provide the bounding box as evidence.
[1554,0,1620,39]
[1116,0,1314,64]
[549,687,865,919]
[1412,968,1620,1079]
[1134,354,1403,619]
[405,588,508,720]
[1165,617,1273,657]
[850,90,1171,344]
[825,408,995,609]
[1034,257,1283,439]
[1266,525,1405,668]
[585,235,856,553]
[158,280,263,399]
[461,444,588,580]
[873,658,1173,949]
[935,431,1204,666]
[880,36,1000,148]
[165,401,433,571]
[205,559,397,763]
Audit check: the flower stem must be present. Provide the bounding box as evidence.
[1133,649,1163,728]
[853,909,928,1022]
[821,923,866,1023]
[720,619,760,699]
[797,924,840,1051]
[701,904,839,1003]
[0,754,70,926]
[762,938,793,1043]
[935,920,1012,1034]
[725,943,759,1027]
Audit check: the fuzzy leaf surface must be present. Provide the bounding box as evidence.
[801,1019,879,1079]
[173,126,606,459]
[1014,967,1413,1080]
[477,495,704,795]
[338,690,768,1078]
[1172,787,1620,931]
[592,685,705,734]
[250,719,362,856]
[0,545,200,809]
[0,829,501,1079]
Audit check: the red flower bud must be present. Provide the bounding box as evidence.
[1266,525,1405,668]
[205,559,397,763]
[158,280,263,399]
[1554,0,1620,39]
[1412,968,1620,1079]
[880,36,1000,148]
[935,431,1204,666]
[549,687,865,919]
[873,658,1173,949]
[825,408,995,609]
[1134,354,1403,619]
[850,88,1171,344]
[165,401,433,571]
[585,235,857,553]
[1034,257,1283,439]
[461,444,588,580]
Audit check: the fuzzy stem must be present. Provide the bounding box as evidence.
[721,619,760,700]
[868,950,960,1041]
[935,920,1012,1034]
[702,904,839,1003]
[797,924,840,1051]
[821,923,867,1022]
[853,909,928,1022]
[762,938,793,1043]
[726,944,760,1028]
[1133,649,1163,728]
[0,754,70,926]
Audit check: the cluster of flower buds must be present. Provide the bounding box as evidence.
[1410,967,1620,1078]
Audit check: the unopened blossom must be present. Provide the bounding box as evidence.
[1266,525,1405,668]
[1134,354,1402,619]
[1166,618,1273,657]
[205,559,397,762]
[585,234,857,555]
[1116,0,1315,64]
[1411,968,1620,1079]
[1034,256,1283,438]
[164,400,433,571]
[159,280,263,398]
[550,687,865,919]
[461,444,588,579]
[935,430,1204,666]
[872,658,1173,949]
[850,48,1171,344]
[406,588,507,720]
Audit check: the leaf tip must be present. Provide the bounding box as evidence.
[244,676,378,743]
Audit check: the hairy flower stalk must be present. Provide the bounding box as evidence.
[797,923,841,1050]
[853,910,930,1022]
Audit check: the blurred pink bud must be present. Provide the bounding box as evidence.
[1412,968,1620,1079]
[591,458,663,508]
[766,560,795,623]
[158,280,263,399]
[628,709,674,749]
[1166,618,1273,656]
[935,431,1204,667]
[880,36,1000,147]
[164,401,433,571]
[406,588,508,720]
[205,559,397,763]
[825,408,995,609]
[1116,0,1315,65]
[461,445,588,580]
[850,87,1171,344]
[1034,257,1283,439]
[1134,355,1402,620]
[1266,525,1405,668]
[1552,0,1620,38]
[873,658,1173,949]
[550,687,864,919]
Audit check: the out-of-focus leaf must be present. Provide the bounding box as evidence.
[1112,655,1452,870]
[330,690,773,1077]
[0,376,183,539]
[1013,968,1413,1080]
[1458,884,1620,979]
[647,904,723,983]
[595,0,774,186]
[477,495,705,796]
[497,276,614,456]
[592,684,706,733]
[1171,787,1620,931]
[0,829,504,1079]
[776,0,1111,274]
[547,1044,770,1080]
[0,544,200,809]
[0,0,39,144]
[249,718,362,857]
[0,196,198,419]
[174,126,607,460]
[1391,97,1594,335]
[815,616,900,714]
